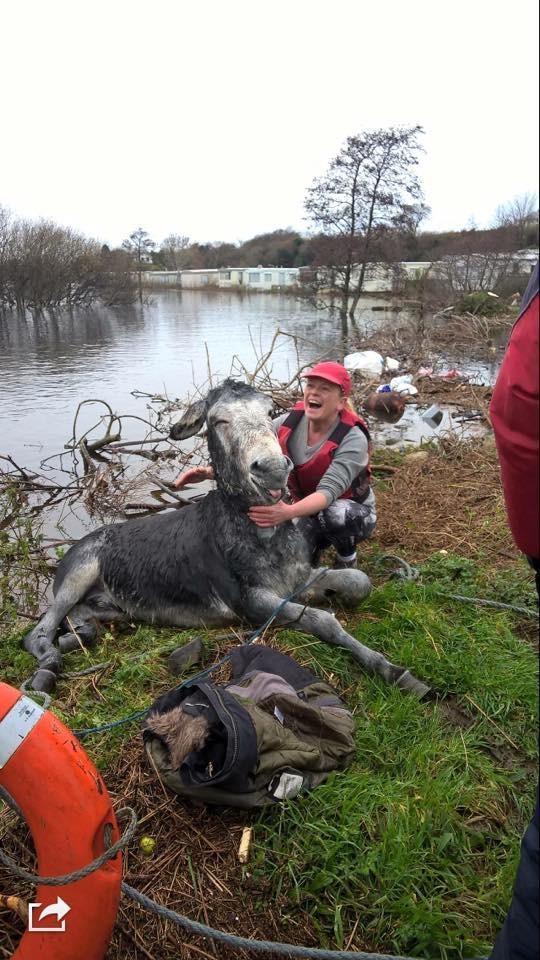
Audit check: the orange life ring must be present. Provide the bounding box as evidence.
[0,681,122,959]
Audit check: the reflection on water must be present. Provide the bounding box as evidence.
[0,291,497,476]
[0,291,350,471]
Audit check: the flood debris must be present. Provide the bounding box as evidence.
[237,826,253,863]
[421,404,444,429]
[389,374,418,395]
[363,391,406,423]
[343,350,400,377]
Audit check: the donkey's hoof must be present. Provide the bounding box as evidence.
[58,627,97,653]
[394,668,431,699]
[31,669,58,694]
[167,637,205,676]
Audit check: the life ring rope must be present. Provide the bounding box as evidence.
[0,800,137,885]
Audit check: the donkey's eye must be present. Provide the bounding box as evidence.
[213,419,229,427]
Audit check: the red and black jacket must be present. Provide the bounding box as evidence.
[490,263,539,559]
[277,402,372,503]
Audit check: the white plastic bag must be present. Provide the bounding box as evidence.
[343,351,384,377]
[390,374,418,396]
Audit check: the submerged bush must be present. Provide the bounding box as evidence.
[456,291,507,316]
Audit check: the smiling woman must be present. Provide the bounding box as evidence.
[269,361,376,568]
[175,362,376,568]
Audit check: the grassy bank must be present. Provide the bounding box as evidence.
[0,441,538,960]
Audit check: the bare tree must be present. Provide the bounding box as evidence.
[304,125,426,334]
[391,201,431,238]
[435,219,534,297]
[161,233,191,270]
[0,205,13,306]
[494,193,539,248]
[122,227,155,301]
[0,209,136,311]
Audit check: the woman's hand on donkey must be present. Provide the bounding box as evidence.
[174,465,214,489]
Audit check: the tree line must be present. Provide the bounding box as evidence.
[144,125,537,329]
[141,210,539,275]
[1,123,537,315]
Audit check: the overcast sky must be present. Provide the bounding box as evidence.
[1,0,538,248]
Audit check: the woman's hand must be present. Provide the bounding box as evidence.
[174,465,214,489]
[248,500,293,527]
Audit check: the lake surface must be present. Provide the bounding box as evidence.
[0,290,498,481]
[0,292,315,470]
[0,291,406,472]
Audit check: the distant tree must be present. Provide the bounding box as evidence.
[392,201,431,239]
[97,247,135,305]
[304,125,426,333]
[156,229,314,272]
[161,233,191,270]
[0,205,13,304]
[238,229,309,268]
[0,210,135,311]
[494,193,539,248]
[151,247,167,269]
[204,241,240,269]
[122,227,155,300]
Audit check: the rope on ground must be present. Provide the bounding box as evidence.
[434,591,538,618]
[0,780,419,959]
[379,556,420,581]
[0,785,24,820]
[121,881,419,960]
[73,568,328,738]
[378,555,537,617]
[17,682,52,710]
[0,805,137,886]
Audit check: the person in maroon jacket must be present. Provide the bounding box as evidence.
[491,263,539,568]
[488,262,539,960]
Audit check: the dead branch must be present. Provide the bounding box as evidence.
[147,475,191,505]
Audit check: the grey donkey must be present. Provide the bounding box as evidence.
[22,379,429,697]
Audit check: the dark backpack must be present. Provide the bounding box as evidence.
[143,645,356,809]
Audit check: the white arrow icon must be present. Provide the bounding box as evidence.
[29,896,71,932]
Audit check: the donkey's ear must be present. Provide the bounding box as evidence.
[169,397,208,440]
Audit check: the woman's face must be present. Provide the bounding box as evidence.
[303,377,346,425]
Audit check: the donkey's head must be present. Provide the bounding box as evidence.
[170,379,292,505]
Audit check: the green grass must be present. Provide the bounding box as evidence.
[0,623,216,769]
[1,552,537,958]
[248,579,538,957]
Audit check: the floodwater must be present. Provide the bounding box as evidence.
[0,290,343,473]
[0,289,498,478]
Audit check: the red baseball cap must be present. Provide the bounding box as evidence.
[302,361,352,397]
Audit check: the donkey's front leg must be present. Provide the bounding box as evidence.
[243,587,430,698]
[23,607,66,692]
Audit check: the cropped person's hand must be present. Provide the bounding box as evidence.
[174,465,214,489]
